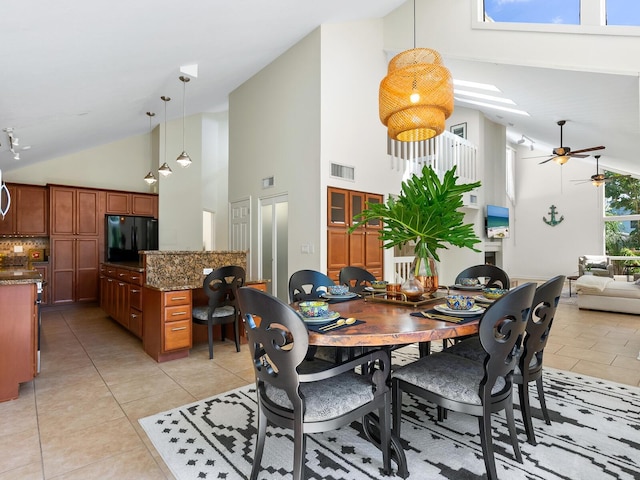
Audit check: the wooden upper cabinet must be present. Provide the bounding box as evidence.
[105,192,130,214]
[0,184,48,236]
[328,188,366,228]
[50,186,99,236]
[105,191,157,218]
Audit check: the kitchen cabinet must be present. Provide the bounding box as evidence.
[143,288,192,362]
[99,264,144,338]
[105,191,158,218]
[51,237,99,304]
[327,187,383,281]
[0,183,48,236]
[0,282,37,402]
[50,186,101,236]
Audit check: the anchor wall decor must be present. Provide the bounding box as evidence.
[543,204,564,226]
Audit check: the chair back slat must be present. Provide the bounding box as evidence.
[288,269,335,302]
[456,264,510,289]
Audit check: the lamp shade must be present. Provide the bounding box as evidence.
[379,48,453,142]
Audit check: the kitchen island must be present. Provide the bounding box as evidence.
[0,269,42,402]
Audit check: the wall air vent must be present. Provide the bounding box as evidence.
[262,176,274,189]
[330,163,355,181]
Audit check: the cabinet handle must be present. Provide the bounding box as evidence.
[118,273,126,277]
[131,276,139,280]
[118,282,125,286]
[171,296,187,301]
[130,313,138,318]
[131,289,140,293]
[171,311,187,316]
[171,326,187,331]
[107,279,113,283]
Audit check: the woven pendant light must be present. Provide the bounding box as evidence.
[379,47,453,142]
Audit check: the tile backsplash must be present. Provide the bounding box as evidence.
[0,237,50,259]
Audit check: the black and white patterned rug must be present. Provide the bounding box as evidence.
[139,349,640,480]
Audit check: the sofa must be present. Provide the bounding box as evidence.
[576,275,640,314]
[578,255,614,277]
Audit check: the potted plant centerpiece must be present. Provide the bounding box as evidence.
[349,165,481,297]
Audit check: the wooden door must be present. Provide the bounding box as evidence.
[50,187,76,236]
[51,237,75,304]
[16,185,48,235]
[0,184,16,234]
[76,237,99,302]
[76,189,100,235]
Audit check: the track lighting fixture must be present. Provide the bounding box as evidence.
[158,96,173,177]
[176,76,192,168]
[143,112,158,185]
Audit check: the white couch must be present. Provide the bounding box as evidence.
[576,275,640,314]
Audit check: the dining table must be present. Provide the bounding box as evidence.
[300,289,487,479]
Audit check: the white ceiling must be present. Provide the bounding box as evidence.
[1,0,638,177]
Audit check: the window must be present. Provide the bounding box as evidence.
[607,0,640,26]
[483,0,580,25]
[506,146,516,205]
[604,174,640,256]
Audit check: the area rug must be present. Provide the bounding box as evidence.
[139,356,640,479]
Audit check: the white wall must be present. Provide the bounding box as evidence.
[228,28,322,281]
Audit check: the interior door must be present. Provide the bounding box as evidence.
[259,195,288,302]
[230,198,251,274]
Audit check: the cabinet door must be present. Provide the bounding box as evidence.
[328,187,348,227]
[106,192,130,214]
[365,230,383,272]
[327,227,349,280]
[16,185,48,235]
[76,238,99,302]
[76,189,100,236]
[131,194,156,216]
[364,193,383,229]
[0,184,17,234]
[51,237,75,304]
[50,187,76,236]
[348,228,366,268]
[349,191,366,228]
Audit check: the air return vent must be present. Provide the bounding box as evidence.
[330,163,355,181]
[262,176,274,189]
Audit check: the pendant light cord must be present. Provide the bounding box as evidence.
[413,0,416,49]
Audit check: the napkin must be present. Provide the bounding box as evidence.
[410,309,480,324]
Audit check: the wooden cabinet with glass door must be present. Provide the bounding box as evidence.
[327,187,383,281]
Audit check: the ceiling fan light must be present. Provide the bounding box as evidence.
[176,151,192,168]
[144,171,157,185]
[592,179,605,187]
[554,155,570,165]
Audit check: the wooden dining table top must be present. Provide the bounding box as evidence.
[305,296,480,348]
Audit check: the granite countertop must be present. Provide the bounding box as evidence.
[102,261,145,272]
[0,268,43,285]
[144,278,270,292]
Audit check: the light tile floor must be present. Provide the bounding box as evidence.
[1,293,639,479]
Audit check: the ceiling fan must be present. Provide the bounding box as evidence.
[536,120,605,165]
[571,155,629,187]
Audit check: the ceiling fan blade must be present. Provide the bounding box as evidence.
[568,154,589,158]
[570,146,605,154]
[538,157,555,165]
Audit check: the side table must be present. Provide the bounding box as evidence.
[567,275,579,297]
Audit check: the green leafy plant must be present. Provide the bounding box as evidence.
[349,165,482,266]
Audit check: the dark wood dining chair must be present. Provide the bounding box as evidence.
[237,287,392,480]
[455,264,510,289]
[339,266,376,294]
[444,275,565,445]
[392,282,536,480]
[191,265,245,359]
[288,269,335,302]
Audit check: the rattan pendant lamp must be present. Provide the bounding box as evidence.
[379,0,453,142]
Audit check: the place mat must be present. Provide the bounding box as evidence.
[411,309,480,324]
[306,317,365,333]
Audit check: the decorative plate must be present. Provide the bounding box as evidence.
[321,292,357,300]
[473,295,495,303]
[434,304,485,317]
[297,310,340,324]
[453,284,484,291]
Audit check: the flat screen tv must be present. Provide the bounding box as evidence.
[105,215,158,262]
[486,205,510,239]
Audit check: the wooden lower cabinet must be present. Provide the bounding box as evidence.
[99,264,144,338]
[51,237,99,304]
[142,288,192,362]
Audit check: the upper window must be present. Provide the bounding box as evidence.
[607,0,640,26]
[484,0,580,25]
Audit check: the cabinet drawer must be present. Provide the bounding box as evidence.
[163,290,191,307]
[128,272,144,286]
[105,266,118,278]
[164,305,191,322]
[129,285,143,310]
[164,320,191,351]
[116,268,129,281]
[129,308,143,339]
